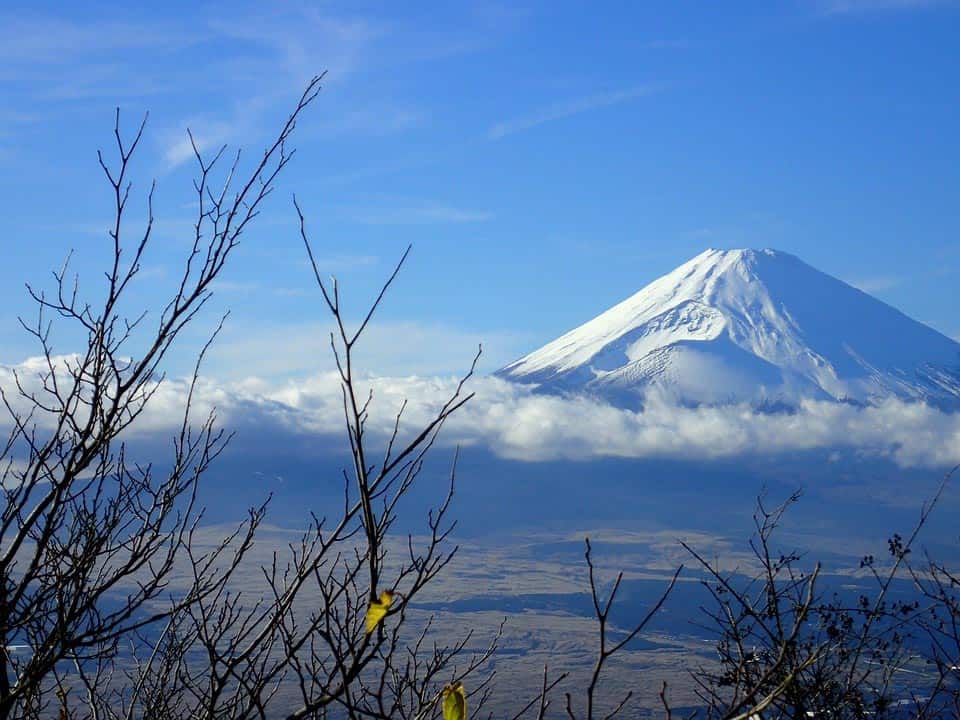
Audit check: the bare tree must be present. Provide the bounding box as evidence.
[495,539,681,720]
[900,465,960,719]
[0,74,324,719]
[0,74,502,720]
[682,478,960,720]
[564,539,681,720]
[683,492,828,719]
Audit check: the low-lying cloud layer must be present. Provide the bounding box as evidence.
[4,355,959,469]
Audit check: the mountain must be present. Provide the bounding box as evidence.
[497,249,960,409]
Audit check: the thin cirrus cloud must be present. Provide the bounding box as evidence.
[0,14,202,106]
[163,121,236,170]
[201,320,524,381]
[348,205,492,225]
[3,356,959,469]
[488,85,658,140]
[156,10,390,170]
[318,106,427,137]
[846,275,903,293]
[816,0,946,13]
[0,14,200,65]
[161,95,272,170]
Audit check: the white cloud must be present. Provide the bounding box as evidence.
[163,126,227,170]
[0,15,200,104]
[0,15,201,65]
[488,86,657,140]
[846,275,902,293]
[208,10,384,87]
[156,9,403,169]
[161,104,265,170]
[4,356,957,469]
[249,377,960,467]
[203,320,526,380]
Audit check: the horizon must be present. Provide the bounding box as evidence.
[0,236,960,470]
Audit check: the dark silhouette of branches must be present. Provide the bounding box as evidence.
[682,476,960,720]
[0,73,500,720]
[0,74,324,720]
[569,539,681,720]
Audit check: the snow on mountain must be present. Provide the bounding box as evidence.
[497,249,960,409]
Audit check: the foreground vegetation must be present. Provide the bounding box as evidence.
[1,78,959,720]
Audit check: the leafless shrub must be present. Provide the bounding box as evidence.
[682,470,959,720]
[0,75,499,720]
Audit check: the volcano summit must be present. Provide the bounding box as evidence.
[498,249,960,409]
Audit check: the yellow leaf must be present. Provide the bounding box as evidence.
[365,590,394,634]
[442,682,466,720]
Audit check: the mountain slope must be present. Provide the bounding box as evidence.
[497,249,960,408]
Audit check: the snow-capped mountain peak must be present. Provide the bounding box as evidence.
[498,248,960,408]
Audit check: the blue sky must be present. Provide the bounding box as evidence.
[1,0,958,381]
